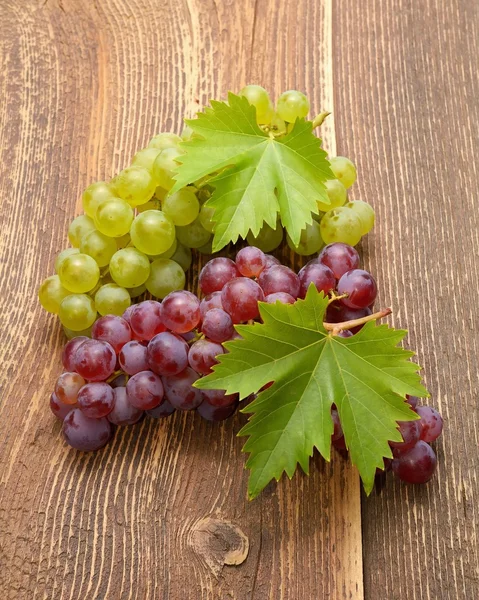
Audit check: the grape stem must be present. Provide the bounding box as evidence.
[328,292,348,305]
[324,308,392,336]
[312,111,331,129]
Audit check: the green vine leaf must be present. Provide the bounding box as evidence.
[195,286,428,499]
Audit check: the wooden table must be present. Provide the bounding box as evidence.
[1,1,478,598]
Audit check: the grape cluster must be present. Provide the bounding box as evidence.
[239,85,375,253]
[38,130,217,337]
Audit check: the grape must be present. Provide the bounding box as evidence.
[108,387,144,425]
[298,262,335,298]
[128,283,147,298]
[198,205,215,233]
[176,216,211,249]
[94,198,134,237]
[318,243,360,279]
[325,303,372,334]
[201,308,234,343]
[131,147,162,171]
[170,241,192,272]
[38,275,71,314]
[148,132,181,150]
[130,300,165,341]
[137,198,162,213]
[389,420,422,452]
[147,400,176,418]
[196,238,214,255]
[221,277,265,323]
[201,388,238,408]
[329,157,357,189]
[119,340,149,375]
[332,435,347,451]
[122,305,135,324]
[337,330,353,338]
[235,246,266,277]
[197,399,238,422]
[200,291,223,317]
[130,210,176,255]
[258,265,300,298]
[337,269,378,309]
[77,382,115,418]
[391,441,437,484]
[145,258,185,299]
[320,208,362,246]
[92,315,131,353]
[162,188,199,226]
[246,222,283,252]
[286,220,324,256]
[94,284,131,317]
[115,233,131,249]
[416,406,443,442]
[82,181,116,218]
[59,253,100,293]
[265,292,296,304]
[317,179,348,212]
[114,166,156,207]
[406,395,419,410]
[126,370,164,410]
[162,367,203,410]
[256,102,275,125]
[63,409,112,452]
[68,215,96,248]
[148,238,177,261]
[199,257,239,295]
[80,230,117,267]
[345,201,375,235]
[62,336,88,371]
[239,85,272,121]
[55,372,86,405]
[54,248,80,274]
[331,409,343,441]
[276,90,310,122]
[147,331,189,376]
[152,147,184,190]
[109,373,128,388]
[59,294,97,331]
[74,339,116,381]
[50,392,76,421]
[109,248,151,288]
[264,254,280,268]
[161,290,201,333]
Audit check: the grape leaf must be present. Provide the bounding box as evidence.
[195,286,428,499]
[171,93,333,252]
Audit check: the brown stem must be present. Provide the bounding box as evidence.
[323,308,392,333]
[328,292,348,305]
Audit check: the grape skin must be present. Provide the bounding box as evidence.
[188,339,224,375]
[63,409,112,452]
[77,382,115,418]
[92,315,131,353]
[201,308,234,343]
[62,336,89,371]
[257,265,300,298]
[337,269,378,309]
[74,339,116,382]
[119,340,149,375]
[108,387,144,426]
[199,258,239,295]
[162,367,203,410]
[161,291,201,333]
[221,277,265,323]
[126,370,164,410]
[147,332,189,376]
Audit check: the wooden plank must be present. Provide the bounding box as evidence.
[332,1,479,598]
[0,1,363,598]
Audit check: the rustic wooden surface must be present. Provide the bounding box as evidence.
[0,0,477,599]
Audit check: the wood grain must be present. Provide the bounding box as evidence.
[0,1,363,599]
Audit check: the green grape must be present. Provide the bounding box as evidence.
[80,230,118,268]
[329,157,357,189]
[82,181,116,218]
[276,90,310,122]
[38,275,71,314]
[137,198,162,213]
[317,179,348,212]
[145,259,185,299]
[63,325,92,340]
[114,166,156,207]
[68,215,96,248]
[54,248,79,274]
[180,125,193,140]
[130,210,176,255]
[257,102,275,125]
[148,238,177,261]
[345,201,375,235]
[94,198,134,237]
[59,253,100,293]
[170,241,192,272]
[131,147,162,172]
[94,283,131,316]
[271,112,287,133]
[197,186,212,205]
[152,147,184,191]
[320,207,362,246]
[198,204,215,233]
[115,233,131,249]
[109,247,150,288]
[312,211,325,222]
[246,221,283,252]
[286,220,324,256]
[127,283,147,298]
[148,132,182,150]
[197,238,214,255]
[239,85,271,122]
[154,186,168,201]
[176,216,211,249]
[59,294,97,331]
[162,188,199,226]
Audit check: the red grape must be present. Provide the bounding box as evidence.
[147,331,189,376]
[221,277,264,323]
[201,388,238,408]
[77,382,115,418]
[130,300,165,341]
[197,399,238,421]
[161,290,201,333]
[126,370,164,410]
[298,262,335,299]
[188,339,224,375]
[416,405,443,442]
[62,408,112,452]
[201,308,234,343]
[391,441,437,484]
[50,392,76,421]
[92,315,131,353]
[265,292,296,304]
[108,387,143,425]
[119,340,149,375]
[258,265,300,298]
[162,367,203,410]
[74,339,116,382]
[61,336,88,371]
[147,399,176,418]
[235,246,266,277]
[199,257,239,295]
[55,372,86,405]
[318,243,360,279]
[337,269,378,309]
[389,420,421,452]
[200,291,223,318]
